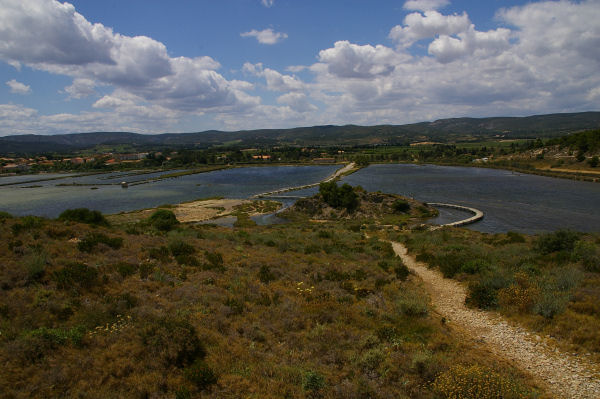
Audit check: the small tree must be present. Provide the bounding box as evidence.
[148,209,179,231]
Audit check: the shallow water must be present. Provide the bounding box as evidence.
[340,164,600,233]
[0,165,338,218]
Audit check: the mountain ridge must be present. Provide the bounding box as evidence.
[1,111,599,154]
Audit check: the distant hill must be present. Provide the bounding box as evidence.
[1,111,599,155]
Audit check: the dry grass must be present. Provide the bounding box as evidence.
[0,211,542,398]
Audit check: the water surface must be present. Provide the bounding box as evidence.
[341,164,600,233]
[0,165,338,218]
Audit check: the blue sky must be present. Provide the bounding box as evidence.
[0,0,598,135]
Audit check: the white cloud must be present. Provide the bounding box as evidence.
[243,62,305,91]
[317,41,405,79]
[302,0,600,126]
[6,79,31,94]
[64,78,96,99]
[403,0,450,12]
[277,92,317,113]
[389,10,471,47]
[261,0,275,8]
[428,26,511,63]
[0,0,257,116]
[241,28,288,45]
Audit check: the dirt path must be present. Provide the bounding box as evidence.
[391,241,600,399]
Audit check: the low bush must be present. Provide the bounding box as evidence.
[461,258,490,275]
[149,245,170,262]
[115,262,138,278]
[140,317,205,368]
[58,208,109,226]
[169,240,195,257]
[506,231,526,243]
[23,250,48,283]
[392,199,411,213]
[77,232,123,252]
[394,260,410,281]
[536,230,579,254]
[302,370,325,393]
[148,209,179,232]
[466,276,505,309]
[572,240,600,272]
[52,262,99,289]
[185,359,217,391]
[204,251,224,270]
[258,265,276,283]
[175,254,200,266]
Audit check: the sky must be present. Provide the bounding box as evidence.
[0,0,599,136]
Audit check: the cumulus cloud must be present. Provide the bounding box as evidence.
[243,62,305,91]
[6,79,31,94]
[0,0,257,116]
[261,0,274,7]
[403,0,449,12]
[428,26,511,63]
[389,10,470,47]
[64,78,96,99]
[317,41,405,79]
[303,0,600,126]
[241,28,288,45]
[277,92,317,113]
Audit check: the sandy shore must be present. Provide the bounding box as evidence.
[173,198,280,223]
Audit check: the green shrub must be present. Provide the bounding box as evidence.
[533,289,569,319]
[148,209,179,231]
[149,246,170,262]
[461,259,490,275]
[168,240,195,257]
[233,213,257,227]
[394,261,410,281]
[22,216,44,229]
[140,317,206,367]
[185,359,217,391]
[436,252,469,278]
[204,251,224,270]
[258,265,276,283]
[58,208,109,226]
[397,295,428,317]
[466,280,498,309]
[77,232,123,252]
[23,250,48,283]
[572,240,600,272]
[536,230,579,254]
[115,262,138,278]
[175,254,200,266]
[0,211,12,220]
[302,370,325,393]
[506,231,525,243]
[392,199,411,213]
[52,262,99,289]
[319,181,359,212]
[139,262,154,280]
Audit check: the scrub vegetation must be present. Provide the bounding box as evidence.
[400,227,600,360]
[0,192,545,398]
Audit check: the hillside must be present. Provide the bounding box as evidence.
[1,112,599,155]
[0,207,544,398]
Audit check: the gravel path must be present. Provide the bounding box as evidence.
[391,241,600,399]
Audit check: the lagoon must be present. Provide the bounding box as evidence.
[1,163,599,233]
[341,164,600,234]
